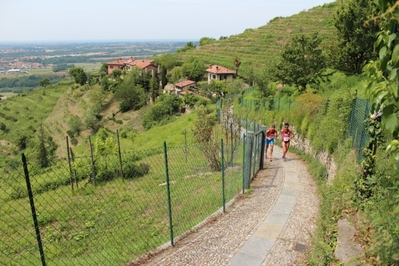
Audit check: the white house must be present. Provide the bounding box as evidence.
[205,64,236,84]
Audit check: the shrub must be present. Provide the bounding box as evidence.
[124,163,150,179]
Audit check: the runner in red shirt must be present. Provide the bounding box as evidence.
[265,125,277,162]
[281,122,293,162]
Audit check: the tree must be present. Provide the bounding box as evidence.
[68,115,82,136]
[234,57,241,76]
[364,0,399,166]
[101,76,110,91]
[17,135,28,150]
[155,53,180,70]
[334,0,380,75]
[275,33,327,93]
[0,122,6,132]
[149,69,160,103]
[114,72,147,112]
[254,62,277,98]
[34,125,57,168]
[199,37,216,46]
[110,69,122,79]
[99,63,108,77]
[161,66,168,89]
[181,57,207,82]
[68,67,87,85]
[39,78,50,87]
[176,42,196,53]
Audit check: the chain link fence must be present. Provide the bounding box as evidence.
[237,93,370,162]
[1,131,265,265]
[347,97,370,161]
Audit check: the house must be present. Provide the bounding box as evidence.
[107,58,127,74]
[6,68,20,74]
[124,57,157,76]
[205,64,236,84]
[173,79,196,96]
[107,57,158,75]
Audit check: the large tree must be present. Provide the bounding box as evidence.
[333,0,380,75]
[275,32,326,93]
[68,67,87,85]
[114,72,147,112]
[181,57,207,82]
[364,0,399,165]
[149,69,160,102]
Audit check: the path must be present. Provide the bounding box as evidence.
[128,146,319,266]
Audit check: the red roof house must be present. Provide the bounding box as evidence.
[205,64,236,84]
[107,57,158,75]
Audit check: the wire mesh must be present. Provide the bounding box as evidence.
[1,139,248,265]
[347,97,370,161]
[1,148,170,265]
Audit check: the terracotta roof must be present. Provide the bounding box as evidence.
[174,79,196,88]
[127,59,155,69]
[206,64,236,74]
[107,59,127,66]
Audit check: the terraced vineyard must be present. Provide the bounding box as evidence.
[180,1,337,76]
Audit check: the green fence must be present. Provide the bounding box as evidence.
[237,93,371,162]
[347,97,370,161]
[1,132,265,265]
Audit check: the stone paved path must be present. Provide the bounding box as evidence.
[128,146,319,266]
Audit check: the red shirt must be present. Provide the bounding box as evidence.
[281,129,291,141]
[266,128,277,139]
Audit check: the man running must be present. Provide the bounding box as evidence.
[265,125,277,162]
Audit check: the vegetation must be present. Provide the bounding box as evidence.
[2,1,399,264]
[0,74,66,92]
[333,0,380,75]
[274,32,327,93]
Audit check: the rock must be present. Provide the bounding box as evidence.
[334,218,363,265]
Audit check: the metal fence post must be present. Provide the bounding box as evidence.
[242,133,246,194]
[66,136,74,191]
[244,132,253,191]
[164,141,174,246]
[88,136,96,187]
[221,139,226,213]
[22,153,47,266]
[116,130,124,180]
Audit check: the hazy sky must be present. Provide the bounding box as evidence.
[0,0,334,43]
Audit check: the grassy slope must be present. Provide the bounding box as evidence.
[0,1,338,164]
[180,1,337,75]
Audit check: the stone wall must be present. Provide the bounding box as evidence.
[291,135,337,184]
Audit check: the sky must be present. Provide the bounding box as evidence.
[0,0,334,43]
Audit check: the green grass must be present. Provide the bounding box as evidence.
[0,142,243,265]
[0,92,17,97]
[0,85,67,165]
[75,63,102,73]
[179,2,338,81]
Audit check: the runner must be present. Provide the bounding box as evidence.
[265,125,277,162]
[281,122,293,162]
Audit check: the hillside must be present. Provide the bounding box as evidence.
[180,1,337,76]
[0,1,339,164]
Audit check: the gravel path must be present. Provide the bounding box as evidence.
[128,146,320,266]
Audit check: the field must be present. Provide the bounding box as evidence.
[75,62,102,73]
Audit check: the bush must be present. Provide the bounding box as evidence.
[124,163,150,179]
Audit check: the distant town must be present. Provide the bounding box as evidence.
[0,41,194,74]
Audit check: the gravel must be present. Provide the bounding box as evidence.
[128,146,320,266]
